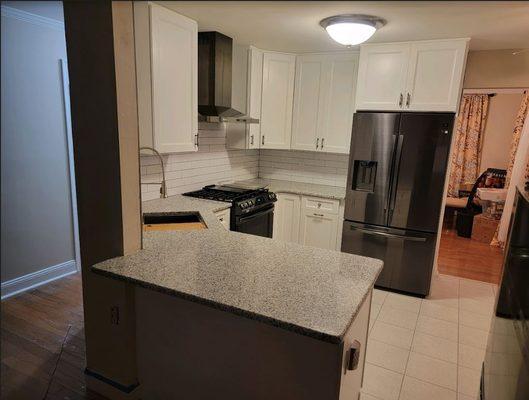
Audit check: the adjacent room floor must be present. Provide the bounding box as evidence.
[0,273,104,400]
[1,272,496,400]
[437,227,504,284]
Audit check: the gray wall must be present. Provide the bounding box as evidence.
[1,1,75,283]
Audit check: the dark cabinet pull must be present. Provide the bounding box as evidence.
[316,138,319,149]
[261,135,265,146]
[194,133,199,147]
[250,135,254,145]
[398,93,403,107]
[321,138,324,149]
[406,92,411,107]
[347,340,361,371]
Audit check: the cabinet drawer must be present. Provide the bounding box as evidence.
[302,196,339,215]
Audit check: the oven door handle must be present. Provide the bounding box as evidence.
[238,206,274,222]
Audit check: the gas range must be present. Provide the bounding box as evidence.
[182,185,277,237]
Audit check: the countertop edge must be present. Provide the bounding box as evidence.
[91,266,351,344]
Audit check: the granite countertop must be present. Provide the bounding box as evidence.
[92,192,381,344]
[234,178,346,200]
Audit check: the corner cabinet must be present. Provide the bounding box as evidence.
[260,52,296,149]
[134,2,198,153]
[291,53,358,154]
[355,39,469,112]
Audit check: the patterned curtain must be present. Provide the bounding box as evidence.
[504,91,529,188]
[492,90,529,247]
[447,94,490,197]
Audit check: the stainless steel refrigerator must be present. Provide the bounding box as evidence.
[341,112,454,296]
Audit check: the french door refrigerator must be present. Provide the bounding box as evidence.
[341,112,454,296]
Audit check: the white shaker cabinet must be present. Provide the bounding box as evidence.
[135,2,198,153]
[355,43,410,111]
[247,46,264,149]
[291,55,327,151]
[355,39,469,112]
[320,53,358,153]
[406,40,469,111]
[291,53,358,154]
[273,193,301,243]
[260,52,296,149]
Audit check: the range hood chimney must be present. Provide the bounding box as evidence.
[198,31,243,118]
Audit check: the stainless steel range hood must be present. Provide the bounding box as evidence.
[198,31,249,120]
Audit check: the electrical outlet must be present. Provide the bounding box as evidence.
[110,306,120,325]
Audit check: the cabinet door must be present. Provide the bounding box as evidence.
[291,55,326,151]
[260,52,296,149]
[355,43,410,111]
[299,211,338,250]
[150,4,198,153]
[273,194,301,243]
[321,53,359,153]
[406,39,468,112]
[247,47,264,149]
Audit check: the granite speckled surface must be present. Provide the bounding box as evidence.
[92,194,382,344]
[234,178,346,200]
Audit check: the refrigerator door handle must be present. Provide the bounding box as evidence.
[349,225,427,242]
[385,134,398,217]
[388,134,404,220]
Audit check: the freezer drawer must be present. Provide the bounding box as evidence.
[341,221,437,296]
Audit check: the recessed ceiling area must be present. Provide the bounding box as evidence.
[159,1,529,52]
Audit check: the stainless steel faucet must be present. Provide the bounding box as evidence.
[139,146,167,198]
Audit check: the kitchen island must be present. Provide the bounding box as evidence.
[92,194,382,399]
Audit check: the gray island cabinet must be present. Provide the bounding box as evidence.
[92,194,382,399]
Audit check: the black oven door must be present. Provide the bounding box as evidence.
[233,205,274,238]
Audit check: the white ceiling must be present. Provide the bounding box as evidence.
[160,1,529,52]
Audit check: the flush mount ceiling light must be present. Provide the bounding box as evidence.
[320,14,386,46]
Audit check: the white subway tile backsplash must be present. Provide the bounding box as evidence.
[258,149,348,187]
[140,125,349,201]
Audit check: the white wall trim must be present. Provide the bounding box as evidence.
[1,5,64,31]
[1,260,77,300]
[60,59,82,272]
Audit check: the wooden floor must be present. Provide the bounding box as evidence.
[438,227,504,284]
[0,273,104,400]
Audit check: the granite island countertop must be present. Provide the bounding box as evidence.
[92,193,382,344]
[234,178,346,200]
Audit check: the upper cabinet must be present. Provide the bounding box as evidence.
[135,3,198,153]
[355,39,469,112]
[260,52,296,149]
[246,46,264,149]
[291,52,358,154]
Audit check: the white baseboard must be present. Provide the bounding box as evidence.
[1,260,77,300]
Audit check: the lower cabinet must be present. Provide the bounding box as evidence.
[274,193,342,250]
[273,193,301,242]
[299,211,338,250]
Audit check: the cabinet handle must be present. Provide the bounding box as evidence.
[316,138,319,149]
[250,135,254,145]
[347,340,361,372]
[194,133,199,147]
[262,135,265,146]
[406,92,411,108]
[399,93,403,107]
[313,213,324,217]
[321,138,324,149]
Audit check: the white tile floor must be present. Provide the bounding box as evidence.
[361,273,496,400]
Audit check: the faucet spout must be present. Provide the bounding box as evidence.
[139,146,167,198]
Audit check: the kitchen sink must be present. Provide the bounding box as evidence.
[143,212,206,231]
